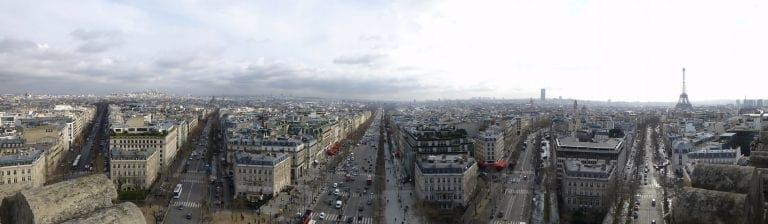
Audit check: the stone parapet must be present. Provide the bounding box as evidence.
[0,174,128,224]
[60,202,145,224]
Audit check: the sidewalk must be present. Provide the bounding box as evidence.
[383,143,421,224]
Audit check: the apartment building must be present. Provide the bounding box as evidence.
[261,138,306,182]
[233,152,291,200]
[110,123,178,170]
[0,149,46,188]
[0,139,28,156]
[393,124,472,179]
[109,147,160,190]
[415,154,477,208]
[21,123,69,175]
[474,126,505,168]
[561,159,615,209]
[554,135,627,211]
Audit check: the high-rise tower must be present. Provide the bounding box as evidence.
[675,68,693,111]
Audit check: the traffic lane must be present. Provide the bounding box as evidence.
[167,171,205,223]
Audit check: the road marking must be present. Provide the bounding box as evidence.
[172,201,201,208]
[312,212,374,224]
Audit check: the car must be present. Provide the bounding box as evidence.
[367,200,373,205]
[328,190,333,195]
[652,220,656,224]
[358,206,363,212]
[177,205,183,210]
[185,213,192,219]
[333,182,338,188]
[346,217,354,223]
[319,212,326,220]
[497,212,503,218]
[335,200,343,208]
[652,198,656,207]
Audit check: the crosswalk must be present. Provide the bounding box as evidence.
[323,189,379,199]
[490,220,522,224]
[311,212,374,224]
[636,194,656,199]
[172,201,201,208]
[181,173,207,184]
[504,189,529,194]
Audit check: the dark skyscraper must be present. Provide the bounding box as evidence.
[540,88,546,101]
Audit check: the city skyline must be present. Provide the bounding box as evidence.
[2,0,768,102]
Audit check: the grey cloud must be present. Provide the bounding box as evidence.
[0,36,431,99]
[0,38,37,53]
[333,53,386,66]
[220,60,431,98]
[70,29,124,53]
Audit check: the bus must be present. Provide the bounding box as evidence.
[173,184,183,199]
[72,155,81,170]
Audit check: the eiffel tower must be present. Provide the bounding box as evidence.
[675,68,693,111]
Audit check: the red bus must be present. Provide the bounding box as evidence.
[327,143,339,155]
[301,209,313,224]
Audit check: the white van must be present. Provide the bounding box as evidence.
[335,200,343,208]
[334,189,340,195]
[333,182,338,188]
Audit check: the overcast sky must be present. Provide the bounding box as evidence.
[1,0,767,102]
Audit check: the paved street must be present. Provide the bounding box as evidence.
[164,120,213,224]
[383,140,420,224]
[311,110,381,224]
[73,104,107,172]
[634,128,663,224]
[487,133,536,224]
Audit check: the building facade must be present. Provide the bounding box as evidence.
[475,126,505,167]
[110,124,178,171]
[109,147,160,190]
[0,149,46,189]
[233,152,291,200]
[415,155,477,208]
[554,135,627,211]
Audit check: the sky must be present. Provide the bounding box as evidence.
[0,0,767,102]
